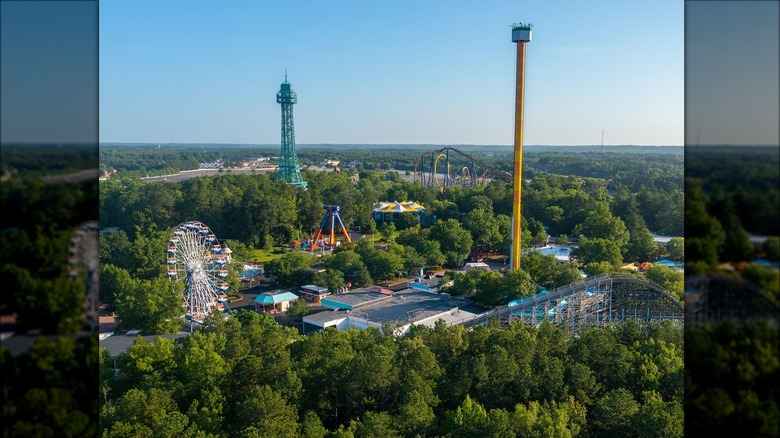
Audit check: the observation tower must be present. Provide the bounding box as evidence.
[276,73,307,189]
[510,22,532,271]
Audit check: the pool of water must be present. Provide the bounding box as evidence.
[239,265,263,278]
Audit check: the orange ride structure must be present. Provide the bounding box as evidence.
[510,22,532,271]
[312,205,351,249]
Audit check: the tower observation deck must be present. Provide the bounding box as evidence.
[276,75,307,189]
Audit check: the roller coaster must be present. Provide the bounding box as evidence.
[413,147,512,190]
[460,273,684,332]
[685,275,779,327]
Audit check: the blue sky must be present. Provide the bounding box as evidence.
[1,1,97,144]
[99,0,684,145]
[685,1,779,146]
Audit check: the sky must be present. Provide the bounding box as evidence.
[98,0,685,146]
[685,1,779,147]
[1,1,98,145]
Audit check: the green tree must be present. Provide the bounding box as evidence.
[313,269,346,294]
[635,392,683,438]
[374,250,405,281]
[626,226,659,263]
[762,236,780,261]
[300,411,328,438]
[463,208,501,250]
[645,265,684,301]
[99,263,132,308]
[379,221,396,243]
[114,276,184,334]
[573,237,623,268]
[588,388,640,437]
[440,395,490,438]
[263,251,314,286]
[352,411,401,438]
[394,212,420,230]
[574,204,630,250]
[583,261,615,276]
[231,385,298,437]
[429,219,473,266]
[666,237,684,261]
[286,297,310,319]
[101,388,194,437]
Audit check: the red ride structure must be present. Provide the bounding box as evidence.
[312,205,351,249]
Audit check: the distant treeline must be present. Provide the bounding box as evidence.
[100,145,683,194]
[686,146,779,236]
[1,144,97,176]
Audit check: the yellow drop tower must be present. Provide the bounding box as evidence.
[510,22,532,271]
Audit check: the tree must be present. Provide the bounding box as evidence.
[574,204,630,251]
[114,276,184,334]
[635,392,683,438]
[583,261,615,276]
[402,246,426,275]
[521,251,579,289]
[394,212,420,230]
[429,219,473,266]
[379,221,396,243]
[299,411,328,438]
[463,209,501,251]
[313,269,346,294]
[666,237,684,261]
[414,240,446,267]
[363,249,404,281]
[230,385,299,437]
[326,250,373,287]
[101,388,194,437]
[263,251,313,286]
[99,263,132,308]
[573,237,623,268]
[588,388,639,437]
[286,297,310,319]
[626,226,659,263]
[440,395,490,438]
[645,265,684,301]
[352,411,401,438]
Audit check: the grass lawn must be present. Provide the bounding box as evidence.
[250,247,287,263]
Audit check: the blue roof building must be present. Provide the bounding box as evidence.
[255,290,299,313]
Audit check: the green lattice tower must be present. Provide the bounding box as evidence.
[276,75,307,188]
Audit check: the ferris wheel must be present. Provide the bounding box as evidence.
[68,220,100,331]
[167,221,232,324]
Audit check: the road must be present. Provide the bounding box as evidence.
[140,167,276,183]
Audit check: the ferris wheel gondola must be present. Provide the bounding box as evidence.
[168,221,232,326]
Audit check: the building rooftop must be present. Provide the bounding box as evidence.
[255,291,299,305]
[300,284,329,294]
[347,290,470,326]
[100,332,189,357]
[321,289,390,310]
[304,310,347,325]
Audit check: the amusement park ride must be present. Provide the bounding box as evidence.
[310,205,351,250]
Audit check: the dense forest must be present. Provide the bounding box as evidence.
[2,144,693,436]
[1,144,97,177]
[99,144,683,213]
[91,147,688,436]
[1,145,100,436]
[683,146,780,437]
[97,163,684,326]
[99,312,684,437]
